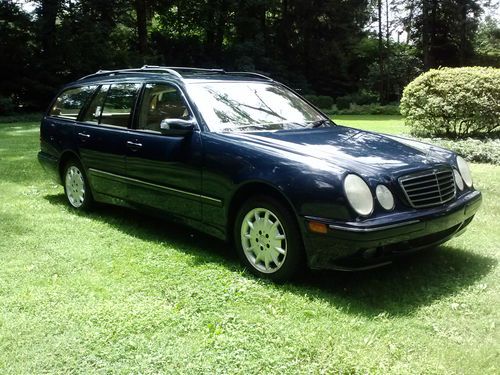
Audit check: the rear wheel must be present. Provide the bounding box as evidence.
[63,160,93,210]
[234,196,304,281]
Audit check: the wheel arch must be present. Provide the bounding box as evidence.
[226,181,302,243]
[58,150,82,182]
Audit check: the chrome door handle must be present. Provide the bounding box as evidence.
[77,132,90,138]
[126,140,143,150]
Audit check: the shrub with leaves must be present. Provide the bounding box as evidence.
[416,137,500,165]
[400,67,500,138]
[303,95,334,110]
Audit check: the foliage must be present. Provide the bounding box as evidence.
[400,67,500,138]
[304,95,334,109]
[0,1,498,112]
[474,16,500,67]
[335,103,400,115]
[336,95,352,110]
[419,137,500,165]
[364,43,423,103]
[335,91,383,111]
[1,121,499,373]
[0,97,16,115]
[394,0,485,68]
[0,113,42,123]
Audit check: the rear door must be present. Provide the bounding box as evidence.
[124,81,203,221]
[76,82,141,200]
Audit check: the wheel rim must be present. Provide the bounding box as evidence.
[240,207,287,274]
[65,166,85,208]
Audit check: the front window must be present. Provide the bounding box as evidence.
[186,81,325,132]
[136,83,191,132]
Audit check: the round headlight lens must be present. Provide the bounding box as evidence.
[376,185,395,210]
[344,174,374,216]
[453,169,464,191]
[457,156,473,187]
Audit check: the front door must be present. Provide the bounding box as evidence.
[125,82,203,221]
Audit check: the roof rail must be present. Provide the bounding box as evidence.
[78,66,272,81]
[78,66,184,81]
[226,71,273,81]
[79,65,228,81]
[158,66,226,74]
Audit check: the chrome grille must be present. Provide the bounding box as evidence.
[399,168,456,208]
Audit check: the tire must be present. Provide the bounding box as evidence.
[234,195,305,281]
[63,159,93,210]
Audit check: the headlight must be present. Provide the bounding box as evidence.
[453,169,464,191]
[376,185,395,210]
[344,174,373,216]
[456,156,473,187]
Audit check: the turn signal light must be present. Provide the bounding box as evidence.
[308,221,328,234]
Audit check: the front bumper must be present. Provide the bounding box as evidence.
[303,190,482,270]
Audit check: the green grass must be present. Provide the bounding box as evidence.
[332,114,406,134]
[1,120,499,374]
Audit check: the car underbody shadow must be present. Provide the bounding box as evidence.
[44,193,496,317]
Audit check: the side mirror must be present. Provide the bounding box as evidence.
[160,118,196,136]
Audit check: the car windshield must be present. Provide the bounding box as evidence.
[185,81,326,132]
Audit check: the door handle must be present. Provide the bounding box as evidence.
[77,132,91,141]
[126,140,143,150]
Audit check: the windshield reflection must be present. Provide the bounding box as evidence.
[186,81,325,132]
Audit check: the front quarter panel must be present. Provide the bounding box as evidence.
[201,132,351,235]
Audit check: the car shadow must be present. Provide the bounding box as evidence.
[44,193,496,317]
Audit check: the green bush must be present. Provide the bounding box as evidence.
[0,113,43,123]
[351,91,379,105]
[401,67,500,138]
[336,104,400,115]
[335,95,351,110]
[415,137,500,165]
[303,95,334,109]
[0,96,15,115]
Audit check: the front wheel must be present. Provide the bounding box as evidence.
[63,160,93,210]
[234,196,304,281]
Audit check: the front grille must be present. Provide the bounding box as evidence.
[399,168,456,208]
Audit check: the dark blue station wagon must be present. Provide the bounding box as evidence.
[38,66,482,280]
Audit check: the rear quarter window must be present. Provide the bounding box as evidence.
[49,86,97,120]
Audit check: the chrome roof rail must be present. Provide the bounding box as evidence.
[226,71,273,81]
[78,66,272,81]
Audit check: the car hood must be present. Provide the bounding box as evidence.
[223,125,453,177]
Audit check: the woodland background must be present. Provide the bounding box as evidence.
[0,0,499,113]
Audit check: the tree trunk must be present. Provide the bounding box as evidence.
[459,0,467,65]
[39,0,59,57]
[378,0,385,103]
[386,0,390,44]
[135,0,148,56]
[422,0,430,69]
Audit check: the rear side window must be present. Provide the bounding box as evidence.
[101,83,141,128]
[49,86,97,119]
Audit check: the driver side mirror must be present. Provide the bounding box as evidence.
[160,118,196,136]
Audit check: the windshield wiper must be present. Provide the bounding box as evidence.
[309,119,332,128]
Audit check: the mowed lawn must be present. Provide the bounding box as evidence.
[0,119,498,374]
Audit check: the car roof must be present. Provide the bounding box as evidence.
[76,65,274,85]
